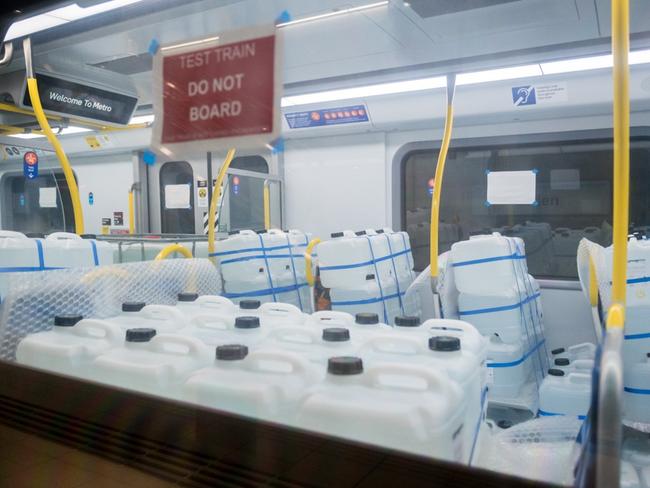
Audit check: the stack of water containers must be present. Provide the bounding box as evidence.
[317,229,419,325]
[16,293,486,465]
[0,231,113,303]
[212,229,312,312]
[451,232,548,405]
[603,237,650,425]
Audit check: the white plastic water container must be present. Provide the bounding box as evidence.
[266,326,358,366]
[44,232,113,268]
[216,230,270,282]
[105,303,187,333]
[458,291,530,343]
[306,310,355,329]
[182,345,319,423]
[329,279,402,324]
[425,318,488,365]
[551,357,594,374]
[624,357,650,425]
[486,336,535,399]
[451,233,527,295]
[258,301,308,328]
[295,357,466,462]
[358,334,483,463]
[318,231,376,289]
[16,315,122,378]
[174,293,237,320]
[90,328,212,397]
[347,312,393,340]
[182,314,268,347]
[605,237,650,308]
[538,368,591,418]
[0,230,42,302]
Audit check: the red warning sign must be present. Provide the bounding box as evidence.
[153,25,282,153]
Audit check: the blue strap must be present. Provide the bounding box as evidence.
[624,386,650,395]
[285,234,303,311]
[365,236,388,324]
[468,387,488,465]
[487,340,545,368]
[627,276,650,284]
[383,234,404,316]
[223,282,308,299]
[210,242,307,258]
[459,292,541,316]
[36,239,44,268]
[257,233,277,302]
[90,240,99,266]
[624,332,650,340]
[221,253,295,265]
[538,410,586,420]
[319,248,411,271]
[331,291,405,306]
[452,252,526,268]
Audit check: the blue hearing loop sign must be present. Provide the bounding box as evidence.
[512,85,537,106]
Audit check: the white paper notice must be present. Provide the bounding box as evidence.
[486,170,536,205]
[165,184,191,209]
[551,169,580,190]
[39,187,58,208]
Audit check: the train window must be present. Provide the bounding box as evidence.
[230,155,269,174]
[159,161,195,234]
[1,170,75,234]
[402,137,650,279]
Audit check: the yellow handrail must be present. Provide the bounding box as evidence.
[589,256,599,307]
[430,75,456,279]
[208,149,236,264]
[154,243,193,261]
[0,101,63,120]
[305,238,321,287]
[128,190,136,234]
[27,78,85,234]
[608,0,630,328]
[263,180,271,230]
[0,123,44,136]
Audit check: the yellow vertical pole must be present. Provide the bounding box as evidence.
[208,149,236,264]
[128,190,136,234]
[430,75,456,280]
[609,0,630,326]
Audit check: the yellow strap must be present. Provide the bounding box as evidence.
[208,149,236,264]
[154,243,193,260]
[305,238,321,287]
[26,78,85,235]
[610,0,630,320]
[263,180,271,230]
[128,190,136,235]
[430,101,455,278]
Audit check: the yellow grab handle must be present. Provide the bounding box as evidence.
[606,303,625,330]
[263,180,271,230]
[26,78,85,234]
[154,243,193,261]
[208,149,236,264]
[610,0,630,314]
[430,75,456,279]
[305,238,321,287]
[589,256,599,307]
[128,190,136,235]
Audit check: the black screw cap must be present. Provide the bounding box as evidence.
[239,299,261,310]
[178,292,199,302]
[322,328,350,342]
[122,302,146,312]
[355,313,379,325]
[216,344,248,361]
[551,347,566,355]
[327,357,363,375]
[554,358,570,366]
[54,315,83,327]
[330,232,344,238]
[429,336,461,352]
[235,316,260,329]
[548,368,565,377]
[126,328,156,342]
[395,316,420,327]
